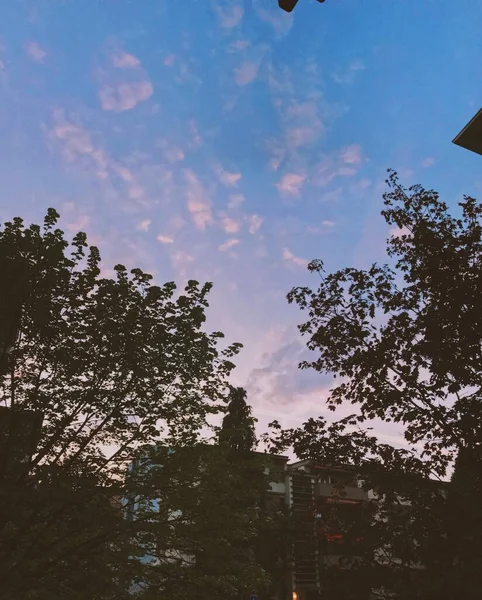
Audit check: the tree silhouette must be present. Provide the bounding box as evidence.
[265,170,482,599]
[0,209,244,599]
[218,385,258,454]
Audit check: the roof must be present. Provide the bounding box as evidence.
[453,108,482,156]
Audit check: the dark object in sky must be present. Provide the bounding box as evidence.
[278,0,325,13]
[453,108,482,156]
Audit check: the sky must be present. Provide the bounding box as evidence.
[1,0,482,453]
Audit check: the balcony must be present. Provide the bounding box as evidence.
[316,482,368,503]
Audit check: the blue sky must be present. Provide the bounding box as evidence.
[1,0,482,448]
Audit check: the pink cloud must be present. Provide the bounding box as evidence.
[351,178,372,194]
[234,61,260,86]
[283,247,307,269]
[25,41,47,63]
[157,140,185,163]
[390,226,411,239]
[421,157,435,168]
[306,220,335,234]
[137,219,151,232]
[99,80,153,112]
[276,173,305,196]
[188,120,202,149]
[221,217,241,234]
[171,250,194,274]
[247,214,263,234]
[228,193,245,209]
[229,39,250,52]
[48,110,109,180]
[164,54,176,67]
[215,3,243,28]
[65,214,90,233]
[313,149,362,187]
[157,234,174,244]
[286,126,321,149]
[216,165,242,187]
[286,101,318,118]
[254,3,293,38]
[48,111,148,205]
[111,51,141,68]
[219,238,240,252]
[184,169,213,230]
[340,144,363,165]
[333,59,366,84]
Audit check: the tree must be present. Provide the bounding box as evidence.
[0,209,243,599]
[264,171,482,599]
[218,385,258,454]
[124,441,276,600]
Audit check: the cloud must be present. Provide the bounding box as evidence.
[312,148,363,187]
[283,247,307,269]
[111,51,141,68]
[390,226,411,239]
[168,215,186,233]
[254,0,294,38]
[247,336,334,407]
[215,3,244,28]
[421,157,435,168]
[333,59,366,84]
[234,61,260,86]
[264,62,329,173]
[276,173,305,196]
[306,220,335,234]
[184,169,213,230]
[247,214,263,234]
[99,80,153,112]
[340,144,362,165]
[164,54,176,67]
[228,193,245,209]
[98,48,153,112]
[157,234,174,244]
[350,178,372,194]
[59,203,91,233]
[229,39,250,52]
[47,109,109,180]
[25,41,47,63]
[47,110,147,203]
[221,216,241,234]
[171,250,194,272]
[188,120,202,149]
[157,139,185,163]
[219,238,240,252]
[137,219,151,232]
[214,164,242,187]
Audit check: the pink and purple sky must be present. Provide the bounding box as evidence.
[1,0,482,450]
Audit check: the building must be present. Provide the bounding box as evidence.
[125,446,372,600]
[453,108,482,156]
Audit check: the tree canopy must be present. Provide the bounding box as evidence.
[218,385,258,454]
[265,170,482,599]
[0,209,245,598]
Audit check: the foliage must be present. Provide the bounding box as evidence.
[125,442,276,600]
[0,209,243,598]
[264,171,482,599]
[218,385,258,454]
